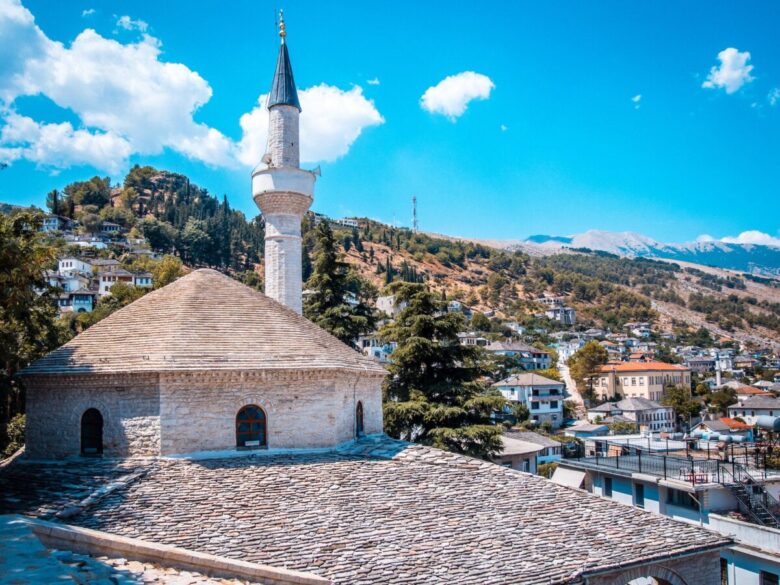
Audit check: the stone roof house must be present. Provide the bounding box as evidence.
[21,269,386,458]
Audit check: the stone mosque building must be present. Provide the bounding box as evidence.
[6,14,731,585]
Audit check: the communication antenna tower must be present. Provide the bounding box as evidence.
[412,195,418,233]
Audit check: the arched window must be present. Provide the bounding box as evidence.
[356,401,364,437]
[81,408,103,455]
[236,405,267,448]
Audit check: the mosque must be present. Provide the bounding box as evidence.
[9,14,729,585]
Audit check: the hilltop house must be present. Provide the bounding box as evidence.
[484,340,552,370]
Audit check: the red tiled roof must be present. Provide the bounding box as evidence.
[736,386,771,395]
[720,417,753,430]
[595,361,688,373]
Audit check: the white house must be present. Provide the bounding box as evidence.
[484,340,552,370]
[728,396,780,425]
[505,431,562,465]
[493,373,565,429]
[588,397,674,432]
[58,257,93,276]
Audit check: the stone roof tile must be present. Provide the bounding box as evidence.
[22,269,386,376]
[0,439,728,584]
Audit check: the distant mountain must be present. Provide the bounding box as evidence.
[511,230,780,276]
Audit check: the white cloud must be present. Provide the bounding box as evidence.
[116,15,148,33]
[420,71,494,120]
[367,77,380,86]
[769,88,780,106]
[81,8,95,17]
[631,94,641,109]
[695,234,715,243]
[0,0,234,172]
[236,84,384,166]
[500,124,507,132]
[720,230,780,247]
[0,111,132,174]
[702,48,754,94]
[0,0,383,174]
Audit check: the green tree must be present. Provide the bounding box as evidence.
[64,176,111,208]
[470,312,491,332]
[707,387,737,415]
[609,421,638,435]
[304,222,376,345]
[0,211,64,453]
[181,219,212,265]
[139,218,177,253]
[380,283,505,459]
[511,402,530,422]
[661,385,700,429]
[152,255,184,288]
[567,341,608,401]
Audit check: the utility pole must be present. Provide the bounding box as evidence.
[412,195,418,233]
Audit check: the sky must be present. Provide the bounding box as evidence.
[0,0,779,245]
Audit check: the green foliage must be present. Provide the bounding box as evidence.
[151,255,184,288]
[303,222,377,346]
[535,367,562,382]
[706,387,737,415]
[661,385,700,427]
[688,292,780,334]
[511,402,530,422]
[0,211,64,454]
[380,283,505,459]
[64,176,111,208]
[609,421,638,434]
[537,462,558,478]
[563,400,578,419]
[2,414,25,457]
[567,341,608,400]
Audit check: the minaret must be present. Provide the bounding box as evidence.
[252,11,315,314]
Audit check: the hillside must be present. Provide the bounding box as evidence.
[326,221,780,350]
[15,166,780,350]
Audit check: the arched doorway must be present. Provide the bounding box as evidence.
[81,408,103,455]
[356,401,364,437]
[236,405,267,448]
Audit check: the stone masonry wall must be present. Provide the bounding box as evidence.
[267,105,299,168]
[158,370,384,455]
[263,211,304,314]
[586,550,722,585]
[24,374,160,459]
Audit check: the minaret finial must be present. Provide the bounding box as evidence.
[278,9,286,43]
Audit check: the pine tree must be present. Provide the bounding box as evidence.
[380,283,506,459]
[303,221,376,346]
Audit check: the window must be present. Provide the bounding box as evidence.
[721,558,729,585]
[236,405,267,448]
[549,401,558,409]
[666,488,699,511]
[761,571,779,585]
[356,401,364,437]
[635,483,645,508]
[80,408,103,455]
[604,477,613,497]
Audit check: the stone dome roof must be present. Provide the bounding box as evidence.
[23,269,386,376]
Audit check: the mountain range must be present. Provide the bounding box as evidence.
[506,230,780,277]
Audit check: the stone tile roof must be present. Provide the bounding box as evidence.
[0,439,729,584]
[21,269,386,376]
[730,396,780,409]
[493,373,562,387]
[504,431,560,448]
[615,397,665,411]
[499,436,545,457]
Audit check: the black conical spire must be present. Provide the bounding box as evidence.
[267,11,301,111]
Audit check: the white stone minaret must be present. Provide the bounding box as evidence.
[252,11,315,314]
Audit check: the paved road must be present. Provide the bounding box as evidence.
[558,356,586,419]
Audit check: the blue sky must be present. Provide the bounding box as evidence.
[1,0,779,244]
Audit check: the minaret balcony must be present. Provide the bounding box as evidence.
[252,166,316,201]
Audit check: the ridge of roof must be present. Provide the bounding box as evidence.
[22,269,386,376]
